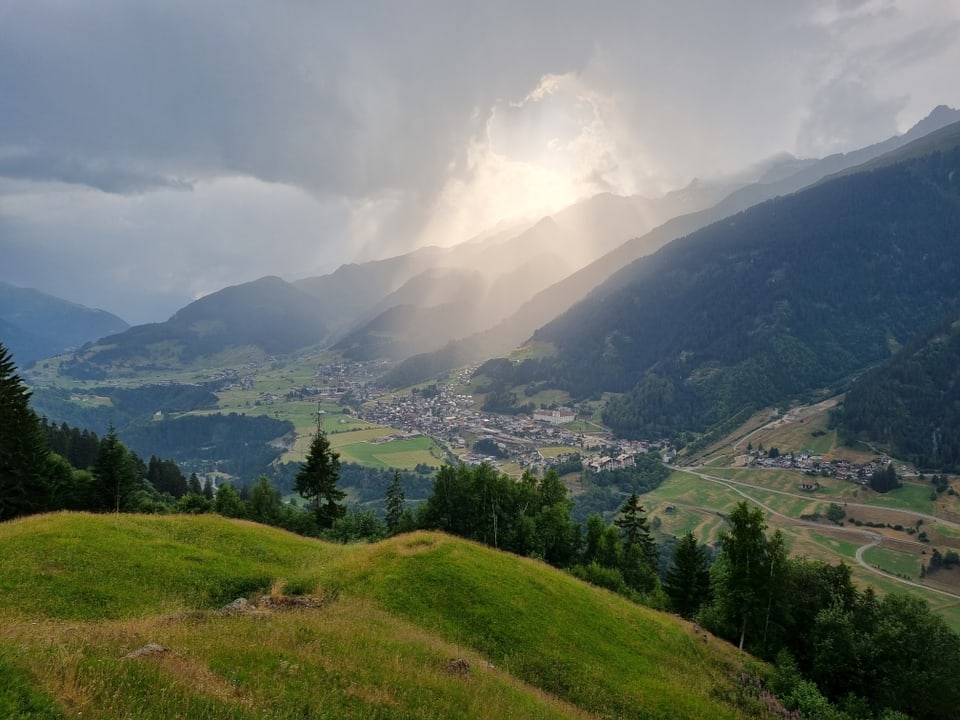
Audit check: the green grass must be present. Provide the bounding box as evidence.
[801,530,863,561]
[864,482,935,514]
[645,471,742,513]
[0,514,763,720]
[521,389,571,408]
[336,436,444,470]
[861,545,921,579]
[508,340,556,361]
[0,513,339,621]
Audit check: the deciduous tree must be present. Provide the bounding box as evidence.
[716,501,767,650]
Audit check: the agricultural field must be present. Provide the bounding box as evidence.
[538,445,580,459]
[335,435,446,470]
[647,465,960,632]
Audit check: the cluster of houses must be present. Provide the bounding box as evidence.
[751,450,894,485]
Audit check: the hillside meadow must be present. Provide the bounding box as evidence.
[0,513,772,719]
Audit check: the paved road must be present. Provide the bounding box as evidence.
[685,466,960,531]
[670,465,960,601]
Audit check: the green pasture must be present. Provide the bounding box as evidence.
[521,389,571,408]
[538,445,580,459]
[799,530,863,562]
[645,471,741,514]
[336,435,444,470]
[865,482,935,515]
[861,545,921,579]
[507,340,556,361]
[653,504,729,544]
[0,516,756,720]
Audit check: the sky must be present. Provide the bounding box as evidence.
[1,0,959,324]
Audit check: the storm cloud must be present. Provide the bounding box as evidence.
[1,0,958,322]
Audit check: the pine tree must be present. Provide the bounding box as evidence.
[92,425,140,512]
[188,472,202,495]
[664,532,711,618]
[385,470,405,534]
[295,414,345,528]
[614,493,658,566]
[0,342,50,519]
[614,494,659,593]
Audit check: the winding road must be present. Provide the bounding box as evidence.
[670,465,960,601]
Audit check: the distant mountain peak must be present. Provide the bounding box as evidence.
[903,104,960,140]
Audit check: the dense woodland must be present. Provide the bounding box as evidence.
[835,314,960,471]
[30,383,292,483]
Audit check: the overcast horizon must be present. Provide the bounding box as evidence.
[2,1,960,324]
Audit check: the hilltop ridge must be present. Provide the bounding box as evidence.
[0,513,758,719]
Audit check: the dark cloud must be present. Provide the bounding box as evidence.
[0,1,957,321]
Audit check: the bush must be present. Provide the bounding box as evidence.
[568,562,635,598]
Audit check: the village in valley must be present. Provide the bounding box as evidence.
[235,356,671,476]
[215,355,923,487]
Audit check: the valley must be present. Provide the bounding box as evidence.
[6,8,960,717]
[25,343,960,634]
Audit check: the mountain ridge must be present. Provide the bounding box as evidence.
[381,106,960,387]
[0,281,129,365]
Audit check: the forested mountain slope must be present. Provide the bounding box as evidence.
[522,130,960,438]
[0,282,129,365]
[835,314,960,471]
[381,107,960,388]
[62,276,328,374]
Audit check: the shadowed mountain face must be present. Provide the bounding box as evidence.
[57,108,960,379]
[0,282,129,365]
[515,125,960,438]
[61,276,328,375]
[835,313,960,472]
[380,107,960,387]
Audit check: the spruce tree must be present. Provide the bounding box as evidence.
[0,342,50,519]
[295,414,345,528]
[385,469,405,534]
[614,493,658,567]
[664,532,711,618]
[92,425,140,512]
[614,494,659,593]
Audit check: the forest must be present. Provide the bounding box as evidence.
[835,313,960,471]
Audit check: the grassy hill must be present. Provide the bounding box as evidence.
[0,513,767,719]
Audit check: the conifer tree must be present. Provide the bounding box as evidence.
[664,532,711,618]
[614,493,658,567]
[614,494,659,593]
[385,469,405,534]
[0,342,50,519]
[295,413,345,528]
[92,425,140,512]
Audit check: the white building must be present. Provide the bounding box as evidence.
[533,408,576,425]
